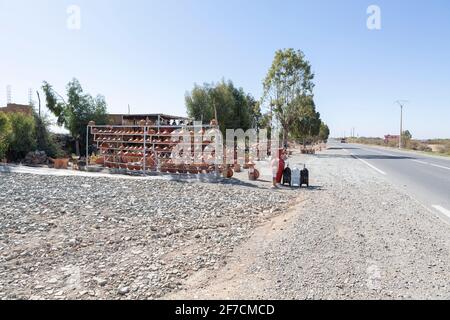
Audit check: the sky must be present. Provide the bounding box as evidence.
[0,0,449,139]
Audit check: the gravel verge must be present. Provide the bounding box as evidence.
[172,148,450,300]
[0,173,295,300]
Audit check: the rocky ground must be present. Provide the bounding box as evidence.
[171,147,450,300]
[2,146,450,300]
[0,173,295,300]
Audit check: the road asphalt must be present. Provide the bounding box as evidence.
[331,140,450,224]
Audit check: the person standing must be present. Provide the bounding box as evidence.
[271,153,279,189]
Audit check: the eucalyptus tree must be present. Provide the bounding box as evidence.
[263,49,315,144]
[185,80,255,134]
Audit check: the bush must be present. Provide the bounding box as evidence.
[0,112,12,160]
[7,113,37,161]
[438,144,450,155]
[408,140,432,152]
[34,113,64,158]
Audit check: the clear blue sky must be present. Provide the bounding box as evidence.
[1,0,449,138]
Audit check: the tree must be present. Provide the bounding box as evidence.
[290,95,322,144]
[185,84,215,123]
[185,80,255,134]
[42,79,108,156]
[7,113,36,160]
[263,49,315,144]
[34,112,62,158]
[247,95,262,129]
[0,112,12,160]
[319,122,330,142]
[402,130,412,141]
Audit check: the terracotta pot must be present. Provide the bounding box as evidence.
[249,169,260,181]
[52,158,69,170]
[223,167,234,179]
[188,167,199,174]
[167,167,177,174]
[128,164,142,171]
[234,164,242,173]
[160,166,169,173]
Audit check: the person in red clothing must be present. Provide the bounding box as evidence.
[271,149,286,188]
[276,149,285,184]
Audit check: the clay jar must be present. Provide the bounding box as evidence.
[223,167,234,179]
[248,168,260,181]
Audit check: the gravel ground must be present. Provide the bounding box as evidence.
[172,147,450,300]
[0,173,295,300]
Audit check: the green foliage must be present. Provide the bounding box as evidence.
[7,113,36,160]
[0,112,12,160]
[319,122,330,142]
[262,49,318,142]
[247,95,262,129]
[42,78,108,155]
[290,96,322,142]
[34,112,63,158]
[402,130,412,141]
[185,80,258,133]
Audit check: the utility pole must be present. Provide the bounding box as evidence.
[395,100,408,149]
[36,91,41,117]
[6,85,12,104]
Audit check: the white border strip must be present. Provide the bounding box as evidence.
[412,160,450,171]
[432,205,450,219]
[352,155,387,175]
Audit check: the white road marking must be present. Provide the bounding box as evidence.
[432,205,450,219]
[351,154,387,175]
[429,163,450,171]
[412,160,429,165]
[359,148,450,171]
[412,160,450,171]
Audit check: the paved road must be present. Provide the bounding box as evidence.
[329,140,450,224]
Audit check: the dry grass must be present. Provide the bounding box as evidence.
[348,137,450,157]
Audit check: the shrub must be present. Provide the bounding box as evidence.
[0,112,12,160]
[34,113,64,158]
[408,140,432,152]
[439,144,450,155]
[7,113,37,161]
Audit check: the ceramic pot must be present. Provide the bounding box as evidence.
[223,167,234,178]
[248,169,260,181]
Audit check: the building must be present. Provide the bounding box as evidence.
[0,103,33,116]
[107,113,191,126]
[384,135,400,144]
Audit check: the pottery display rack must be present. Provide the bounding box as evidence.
[87,122,219,175]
